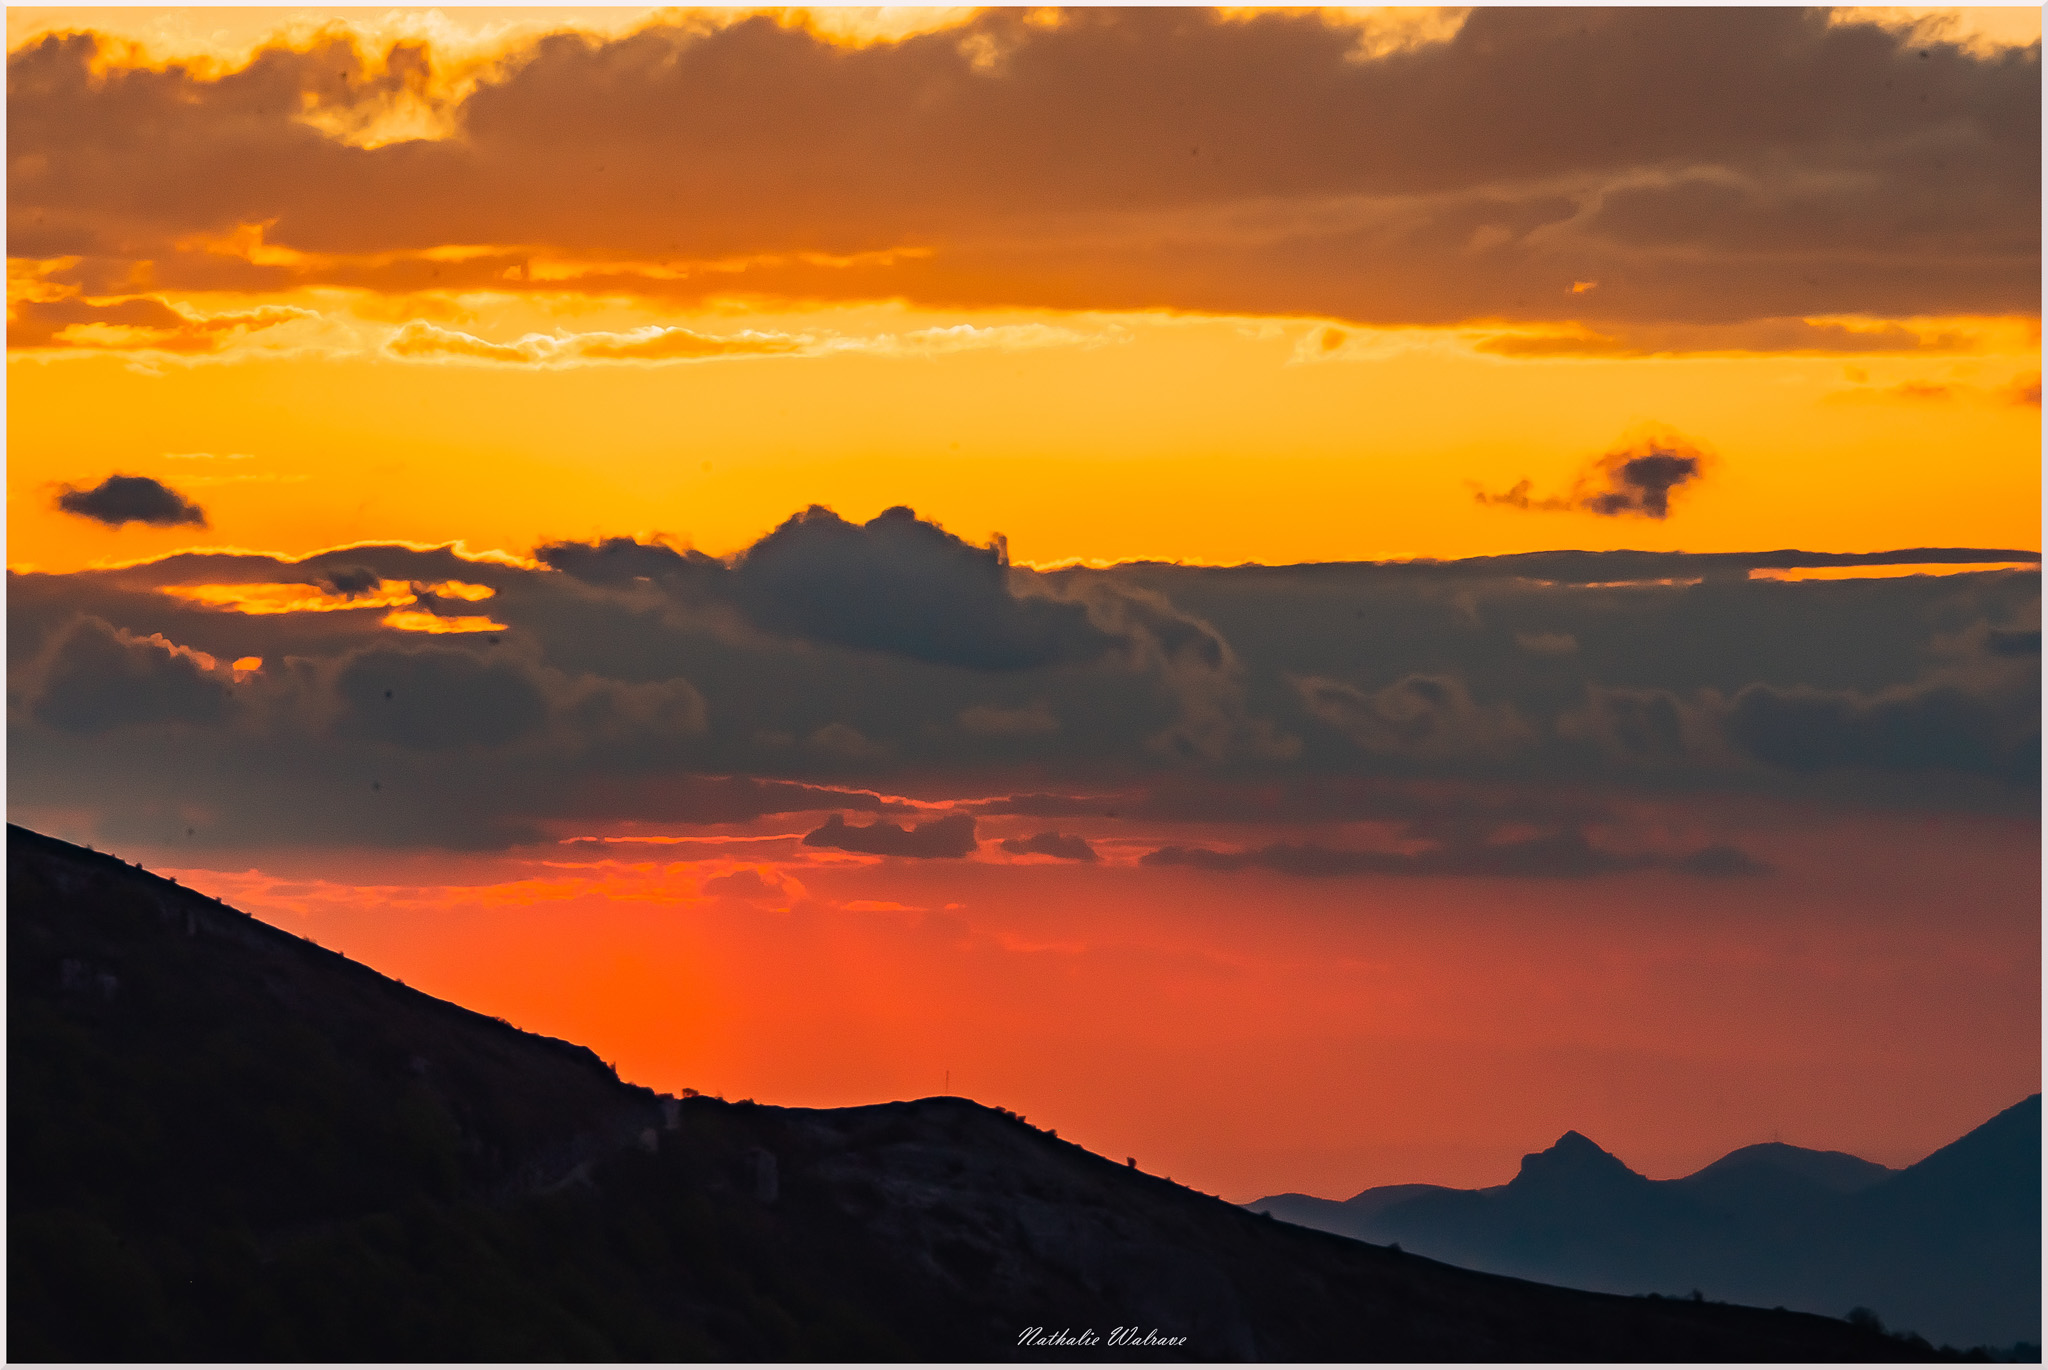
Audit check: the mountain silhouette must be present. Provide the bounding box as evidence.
[8,822,1945,1362]
[1679,1141,1896,1195]
[1252,1102,2041,1352]
[1510,1130,1652,1192]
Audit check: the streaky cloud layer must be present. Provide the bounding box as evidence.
[8,7,2038,346]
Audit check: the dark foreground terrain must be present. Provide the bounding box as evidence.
[10,823,1951,1361]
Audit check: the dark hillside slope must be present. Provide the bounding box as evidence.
[9,824,1938,1361]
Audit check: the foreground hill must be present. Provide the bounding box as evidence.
[1251,1102,2041,1352]
[10,823,1943,1361]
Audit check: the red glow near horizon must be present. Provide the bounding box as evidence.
[148,805,2039,1203]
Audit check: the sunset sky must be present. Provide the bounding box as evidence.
[7,5,2040,1202]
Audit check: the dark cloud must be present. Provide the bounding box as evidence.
[731,505,1113,671]
[801,812,979,858]
[1726,680,2039,785]
[4,514,2038,854]
[1475,437,1708,521]
[1294,673,1531,758]
[54,475,206,528]
[998,831,1099,862]
[541,508,1118,672]
[8,9,2036,330]
[1580,446,1704,519]
[28,617,232,734]
[1986,628,2042,657]
[1141,830,1767,880]
[320,565,384,596]
[533,536,722,588]
[1568,688,1700,762]
[332,648,551,751]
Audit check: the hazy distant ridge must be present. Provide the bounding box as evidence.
[1250,1100,2042,1349]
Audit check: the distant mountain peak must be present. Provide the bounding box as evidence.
[1511,1129,1646,1189]
[1680,1140,1897,1194]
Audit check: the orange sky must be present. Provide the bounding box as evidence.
[150,802,2037,1201]
[7,6,2040,1203]
[7,6,2039,572]
[8,305,2041,573]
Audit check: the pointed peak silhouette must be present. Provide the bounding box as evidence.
[1511,1129,1646,1189]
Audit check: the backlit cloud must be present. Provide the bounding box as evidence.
[56,475,208,529]
[1475,436,1711,521]
[9,8,2037,338]
[803,813,980,858]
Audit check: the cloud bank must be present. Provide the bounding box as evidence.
[9,8,2037,344]
[6,505,2036,867]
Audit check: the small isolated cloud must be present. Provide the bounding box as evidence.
[1475,435,1709,520]
[998,830,1098,861]
[55,474,207,528]
[802,812,979,858]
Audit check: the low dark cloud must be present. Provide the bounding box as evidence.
[1986,628,2042,657]
[1294,672,1531,759]
[320,565,384,596]
[5,508,2038,855]
[29,617,232,734]
[802,813,979,858]
[1727,680,2038,785]
[998,831,1098,862]
[543,507,1116,671]
[1475,438,1708,521]
[533,535,722,589]
[55,475,206,528]
[333,648,550,751]
[1141,830,1767,880]
[1569,687,1700,762]
[731,506,1114,671]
